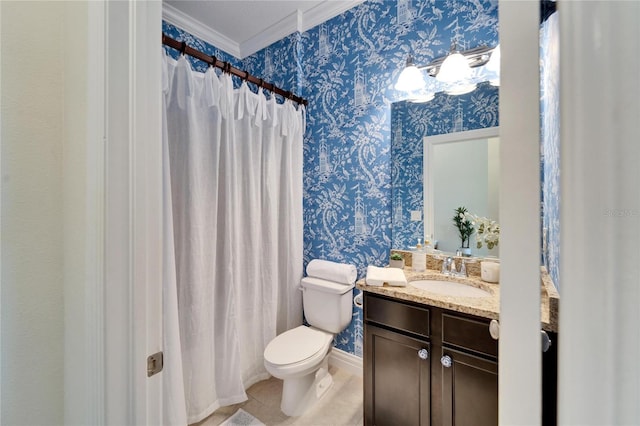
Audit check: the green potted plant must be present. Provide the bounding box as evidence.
[389,252,405,269]
[453,206,475,256]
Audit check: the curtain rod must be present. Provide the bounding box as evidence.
[162,34,308,107]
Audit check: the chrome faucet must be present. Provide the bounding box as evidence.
[442,257,452,274]
[458,260,467,277]
[442,256,467,277]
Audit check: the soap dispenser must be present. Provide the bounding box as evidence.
[424,234,435,252]
[413,239,426,272]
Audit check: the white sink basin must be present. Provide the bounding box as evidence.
[410,279,491,298]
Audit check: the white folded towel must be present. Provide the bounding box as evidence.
[306,259,357,285]
[366,265,407,287]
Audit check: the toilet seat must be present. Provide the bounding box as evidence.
[264,326,333,366]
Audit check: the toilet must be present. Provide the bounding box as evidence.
[263,276,354,416]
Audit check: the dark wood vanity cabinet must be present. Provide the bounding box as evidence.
[364,324,431,426]
[437,347,498,425]
[364,294,431,426]
[364,293,498,426]
[434,310,499,426]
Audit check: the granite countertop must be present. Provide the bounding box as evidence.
[356,261,559,333]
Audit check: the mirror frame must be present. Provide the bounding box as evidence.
[424,126,500,249]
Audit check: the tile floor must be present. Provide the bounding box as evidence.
[194,366,363,426]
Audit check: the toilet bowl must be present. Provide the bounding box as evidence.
[264,325,334,416]
[263,275,354,417]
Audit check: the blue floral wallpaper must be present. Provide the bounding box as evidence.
[540,12,560,288]
[297,0,498,356]
[163,0,500,357]
[391,84,499,250]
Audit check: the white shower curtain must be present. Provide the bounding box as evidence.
[161,53,304,425]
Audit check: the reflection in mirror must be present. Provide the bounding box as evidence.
[391,86,500,253]
[425,128,499,257]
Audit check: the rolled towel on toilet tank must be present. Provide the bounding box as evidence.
[306,259,358,285]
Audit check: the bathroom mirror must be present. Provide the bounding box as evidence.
[390,95,500,256]
[425,127,500,257]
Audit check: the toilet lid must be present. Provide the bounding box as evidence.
[264,326,332,365]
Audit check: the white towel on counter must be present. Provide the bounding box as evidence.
[306,259,357,285]
[365,265,407,287]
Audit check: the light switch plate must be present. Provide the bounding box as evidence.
[410,210,422,221]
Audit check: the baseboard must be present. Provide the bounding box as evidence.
[328,348,363,377]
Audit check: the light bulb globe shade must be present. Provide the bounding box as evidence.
[395,64,426,92]
[436,52,471,83]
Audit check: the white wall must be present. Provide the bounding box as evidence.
[1,2,66,424]
[559,1,640,423]
[498,1,541,423]
[61,2,91,425]
[2,2,163,423]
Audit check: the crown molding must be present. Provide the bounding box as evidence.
[162,3,241,58]
[240,1,365,57]
[240,9,302,58]
[163,1,364,60]
[302,0,365,32]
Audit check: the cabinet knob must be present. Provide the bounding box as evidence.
[541,330,552,353]
[417,348,429,360]
[440,355,453,368]
[441,355,452,368]
[489,319,500,340]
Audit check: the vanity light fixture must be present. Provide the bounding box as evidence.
[395,44,499,97]
[394,55,426,93]
[435,43,473,83]
[436,43,477,95]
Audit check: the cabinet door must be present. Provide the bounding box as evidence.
[364,324,430,426]
[542,331,558,426]
[440,347,498,426]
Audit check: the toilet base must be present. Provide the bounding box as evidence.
[280,357,333,417]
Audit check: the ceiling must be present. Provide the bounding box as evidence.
[163,0,364,59]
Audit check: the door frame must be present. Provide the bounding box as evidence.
[79,1,163,424]
[498,1,542,424]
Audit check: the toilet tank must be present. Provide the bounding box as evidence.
[300,277,354,334]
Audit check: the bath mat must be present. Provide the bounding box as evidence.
[219,409,265,426]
